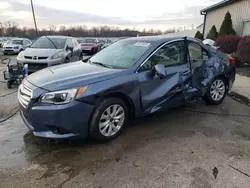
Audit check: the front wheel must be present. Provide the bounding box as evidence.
[89,98,128,141]
[204,77,227,105]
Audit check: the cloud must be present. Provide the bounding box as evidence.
[0,0,220,30]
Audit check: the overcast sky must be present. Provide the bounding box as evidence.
[0,0,220,30]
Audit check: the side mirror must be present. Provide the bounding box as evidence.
[154,64,166,78]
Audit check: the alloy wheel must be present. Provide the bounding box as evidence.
[99,104,125,137]
[210,79,226,101]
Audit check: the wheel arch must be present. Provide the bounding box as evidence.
[101,92,135,120]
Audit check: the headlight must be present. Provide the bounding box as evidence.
[17,52,24,59]
[14,46,19,49]
[51,51,64,59]
[40,86,88,104]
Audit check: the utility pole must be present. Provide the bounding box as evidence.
[30,0,38,38]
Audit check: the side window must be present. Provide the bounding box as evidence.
[140,41,186,71]
[67,39,74,47]
[188,42,208,62]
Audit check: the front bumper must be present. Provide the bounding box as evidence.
[20,100,95,139]
[3,48,20,54]
[17,58,64,73]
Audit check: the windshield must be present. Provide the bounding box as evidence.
[89,40,151,69]
[78,38,96,43]
[30,37,66,49]
[9,40,23,45]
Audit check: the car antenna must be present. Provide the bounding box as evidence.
[44,36,57,49]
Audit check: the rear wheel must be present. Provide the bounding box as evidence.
[204,77,227,105]
[89,98,128,141]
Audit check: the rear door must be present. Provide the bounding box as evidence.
[188,41,210,96]
[138,40,191,113]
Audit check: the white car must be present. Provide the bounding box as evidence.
[3,38,32,55]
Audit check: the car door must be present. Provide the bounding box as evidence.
[188,41,210,94]
[72,38,81,59]
[66,38,75,61]
[137,40,191,113]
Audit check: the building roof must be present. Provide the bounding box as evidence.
[200,0,237,14]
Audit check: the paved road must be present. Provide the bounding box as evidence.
[0,97,250,188]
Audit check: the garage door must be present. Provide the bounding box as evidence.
[243,20,250,36]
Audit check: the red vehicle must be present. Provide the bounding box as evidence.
[77,38,101,55]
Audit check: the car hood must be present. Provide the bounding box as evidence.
[4,44,22,47]
[26,61,124,91]
[23,48,63,57]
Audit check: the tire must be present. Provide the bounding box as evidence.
[79,53,83,60]
[7,81,11,89]
[3,52,7,55]
[64,58,70,63]
[89,98,128,141]
[204,77,227,105]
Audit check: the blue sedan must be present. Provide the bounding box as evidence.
[18,36,236,141]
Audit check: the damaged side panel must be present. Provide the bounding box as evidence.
[190,56,225,96]
[138,64,191,113]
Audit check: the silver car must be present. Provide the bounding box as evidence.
[17,36,82,73]
[3,38,32,55]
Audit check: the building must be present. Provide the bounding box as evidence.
[200,0,250,37]
[162,29,202,38]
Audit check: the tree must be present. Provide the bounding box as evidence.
[206,25,218,40]
[194,31,204,40]
[219,12,236,36]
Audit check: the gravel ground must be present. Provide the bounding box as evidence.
[0,97,250,188]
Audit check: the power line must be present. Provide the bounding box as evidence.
[30,0,38,38]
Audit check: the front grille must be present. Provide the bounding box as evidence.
[5,47,12,49]
[18,84,32,108]
[24,56,48,60]
[27,63,48,72]
[24,56,32,59]
[38,57,48,60]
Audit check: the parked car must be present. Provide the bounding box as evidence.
[0,37,8,48]
[77,38,101,54]
[17,36,82,73]
[3,38,32,55]
[18,36,236,141]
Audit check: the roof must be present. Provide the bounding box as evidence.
[200,0,236,14]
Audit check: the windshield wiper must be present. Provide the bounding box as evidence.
[44,36,57,49]
[91,61,113,68]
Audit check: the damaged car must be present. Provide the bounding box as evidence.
[18,36,236,141]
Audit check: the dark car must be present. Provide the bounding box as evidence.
[77,38,101,55]
[18,36,236,141]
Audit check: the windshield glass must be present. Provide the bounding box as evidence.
[30,37,66,49]
[78,38,95,43]
[89,40,151,69]
[9,40,23,45]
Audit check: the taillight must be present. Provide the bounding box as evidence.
[81,44,84,46]
[229,58,236,66]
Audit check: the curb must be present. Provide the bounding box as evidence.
[228,91,250,106]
